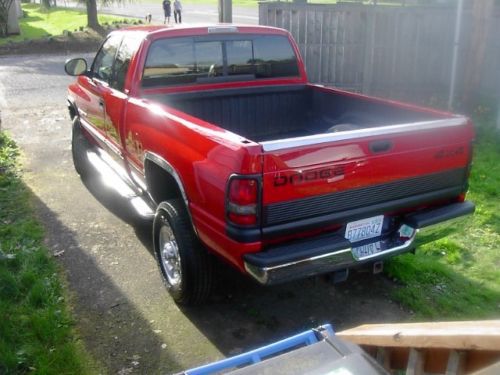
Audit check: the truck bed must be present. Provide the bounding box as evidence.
[149,85,446,142]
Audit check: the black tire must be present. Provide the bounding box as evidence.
[71,117,91,178]
[153,199,214,305]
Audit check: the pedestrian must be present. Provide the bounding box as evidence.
[173,0,182,24]
[162,0,171,24]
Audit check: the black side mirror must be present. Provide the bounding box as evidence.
[65,58,88,76]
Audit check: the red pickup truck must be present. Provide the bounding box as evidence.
[65,25,475,305]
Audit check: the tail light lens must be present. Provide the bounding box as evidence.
[226,176,260,226]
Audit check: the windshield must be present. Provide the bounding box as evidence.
[142,34,300,87]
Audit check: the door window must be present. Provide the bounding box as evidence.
[92,35,122,83]
[111,36,142,91]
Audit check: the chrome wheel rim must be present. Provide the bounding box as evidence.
[159,223,182,288]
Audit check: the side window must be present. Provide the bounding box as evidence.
[111,36,142,92]
[92,35,122,83]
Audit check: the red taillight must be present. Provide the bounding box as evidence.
[227,177,259,226]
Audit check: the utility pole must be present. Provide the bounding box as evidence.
[218,0,232,23]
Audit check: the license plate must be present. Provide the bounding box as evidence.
[352,242,383,260]
[345,215,384,243]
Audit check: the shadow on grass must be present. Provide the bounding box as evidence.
[0,23,49,46]
[27,187,183,374]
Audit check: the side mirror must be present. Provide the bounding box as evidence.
[65,58,88,76]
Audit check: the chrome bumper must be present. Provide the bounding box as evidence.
[244,201,474,285]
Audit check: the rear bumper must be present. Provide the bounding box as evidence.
[243,201,474,285]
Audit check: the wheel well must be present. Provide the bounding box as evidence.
[145,160,183,205]
[68,102,77,120]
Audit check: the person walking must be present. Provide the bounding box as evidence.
[173,0,182,24]
[162,0,171,24]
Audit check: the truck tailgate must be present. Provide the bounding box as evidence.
[260,118,473,233]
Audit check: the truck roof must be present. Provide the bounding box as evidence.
[110,24,291,40]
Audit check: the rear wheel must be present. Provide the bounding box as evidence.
[153,199,214,305]
[71,117,91,178]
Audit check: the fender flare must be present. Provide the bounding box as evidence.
[144,151,198,234]
[67,97,78,119]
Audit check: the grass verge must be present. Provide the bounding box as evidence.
[0,132,91,374]
[385,118,500,319]
[0,4,139,46]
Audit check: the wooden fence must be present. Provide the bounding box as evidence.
[259,2,500,105]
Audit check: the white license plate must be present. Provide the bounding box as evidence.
[352,242,383,260]
[345,215,384,243]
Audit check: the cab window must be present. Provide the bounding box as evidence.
[111,36,142,91]
[142,34,300,87]
[92,35,122,83]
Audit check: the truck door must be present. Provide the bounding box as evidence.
[83,34,124,165]
[76,35,121,155]
[100,36,143,172]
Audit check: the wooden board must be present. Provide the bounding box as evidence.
[336,320,500,351]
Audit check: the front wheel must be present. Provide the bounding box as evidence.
[153,200,214,305]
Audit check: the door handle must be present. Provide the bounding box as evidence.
[370,140,393,153]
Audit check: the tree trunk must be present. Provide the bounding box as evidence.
[86,0,100,30]
[0,21,7,38]
[0,0,14,38]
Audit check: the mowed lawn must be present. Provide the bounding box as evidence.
[0,4,138,45]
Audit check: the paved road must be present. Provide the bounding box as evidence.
[66,1,258,25]
[0,52,409,374]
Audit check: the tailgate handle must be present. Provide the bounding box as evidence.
[370,140,393,153]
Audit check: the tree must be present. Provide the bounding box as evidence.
[85,0,126,32]
[0,0,14,37]
[86,0,100,30]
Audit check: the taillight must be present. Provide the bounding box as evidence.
[226,176,260,226]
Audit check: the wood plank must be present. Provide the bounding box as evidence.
[406,348,424,375]
[445,350,466,375]
[337,320,500,350]
[376,347,392,371]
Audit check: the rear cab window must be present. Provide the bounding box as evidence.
[142,34,300,87]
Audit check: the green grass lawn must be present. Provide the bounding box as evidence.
[385,118,500,319]
[0,4,138,45]
[0,132,98,374]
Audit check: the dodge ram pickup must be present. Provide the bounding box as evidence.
[65,24,475,305]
